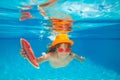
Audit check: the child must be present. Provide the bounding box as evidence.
[19,0,73,33]
[20,10,33,21]
[38,0,74,33]
[21,33,85,68]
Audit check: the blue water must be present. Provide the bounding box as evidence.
[0,0,120,80]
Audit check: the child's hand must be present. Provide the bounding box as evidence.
[80,56,85,62]
[20,48,27,59]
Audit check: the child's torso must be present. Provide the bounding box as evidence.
[49,53,74,68]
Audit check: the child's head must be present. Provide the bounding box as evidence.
[48,34,74,53]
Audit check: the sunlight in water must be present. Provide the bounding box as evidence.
[62,1,120,19]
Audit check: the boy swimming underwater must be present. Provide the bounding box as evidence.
[20,34,85,68]
[20,0,85,68]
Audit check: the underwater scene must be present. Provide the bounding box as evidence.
[0,0,120,80]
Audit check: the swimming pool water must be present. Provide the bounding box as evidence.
[0,0,120,80]
[0,38,120,80]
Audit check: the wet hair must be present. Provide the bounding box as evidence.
[47,43,71,53]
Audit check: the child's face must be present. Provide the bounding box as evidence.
[56,43,71,56]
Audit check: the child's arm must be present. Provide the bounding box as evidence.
[72,53,85,62]
[38,7,49,19]
[39,0,57,7]
[20,48,50,64]
[38,0,57,19]
[36,53,50,64]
